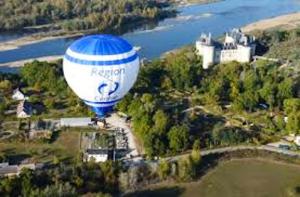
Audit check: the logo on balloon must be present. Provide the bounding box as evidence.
[98,82,119,96]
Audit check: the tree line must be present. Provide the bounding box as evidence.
[0,0,175,34]
[116,42,299,157]
[0,161,119,196]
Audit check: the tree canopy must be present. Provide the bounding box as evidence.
[0,0,175,34]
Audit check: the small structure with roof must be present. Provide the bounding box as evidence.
[86,149,109,162]
[29,119,57,139]
[12,88,27,101]
[17,100,32,118]
[0,162,43,177]
[60,117,94,127]
[294,136,300,146]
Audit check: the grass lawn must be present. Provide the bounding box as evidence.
[0,130,81,163]
[128,159,300,197]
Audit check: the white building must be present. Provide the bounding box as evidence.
[294,136,300,146]
[86,149,109,162]
[17,100,32,118]
[195,28,256,69]
[12,88,26,101]
[60,117,93,127]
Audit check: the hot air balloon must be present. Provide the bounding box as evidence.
[63,35,139,118]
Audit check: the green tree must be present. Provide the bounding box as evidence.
[115,94,133,113]
[144,132,166,157]
[241,91,259,112]
[0,98,6,115]
[259,82,276,109]
[168,124,189,153]
[284,98,300,115]
[44,97,56,110]
[211,123,223,146]
[274,114,286,132]
[286,112,300,134]
[20,61,67,95]
[177,156,196,182]
[0,80,12,93]
[277,78,293,106]
[158,160,170,180]
[191,139,201,165]
[20,169,34,197]
[33,182,77,197]
[152,110,169,134]
[243,70,259,91]
[141,93,156,113]
[230,81,241,101]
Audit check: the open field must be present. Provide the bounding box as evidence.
[127,159,300,197]
[242,12,300,32]
[0,131,81,163]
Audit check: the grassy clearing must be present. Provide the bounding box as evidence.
[128,159,300,197]
[0,130,81,163]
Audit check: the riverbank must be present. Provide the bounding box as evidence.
[0,0,220,53]
[173,0,221,6]
[0,32,83,51]
[0,55,63,72]
[242,12,300,32]
[1,1,300,68]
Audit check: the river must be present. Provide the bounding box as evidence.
[0,0,300,65]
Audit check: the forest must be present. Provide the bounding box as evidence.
[116,48,299,157]
[0,0,175,34]
[116,28,300,157]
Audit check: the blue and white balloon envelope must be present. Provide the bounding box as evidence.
[63,35,139,117]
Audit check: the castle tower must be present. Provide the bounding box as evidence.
[195,33,215,69]
[202,45,215,69]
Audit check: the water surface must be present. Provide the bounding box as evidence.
[0,0,300,64]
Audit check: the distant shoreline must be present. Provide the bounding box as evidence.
[0,32,83,51]
[242,12,300,32]
[0,0,221,53]
[2,11,300,72]
[0,55,63,73]
[174,0,222,7]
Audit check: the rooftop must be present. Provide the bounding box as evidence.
[198,28,255,49]
[86,149,109,155]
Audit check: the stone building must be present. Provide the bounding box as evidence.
[16,100,32,118]
[0,162,43,177]
[195,28,256,69]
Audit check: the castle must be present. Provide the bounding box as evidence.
[195,28,256,69]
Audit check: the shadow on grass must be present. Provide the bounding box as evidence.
[124,186,185,197]
[49,130,60,143]
[6,153,31,164]
[295,186,300,194]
